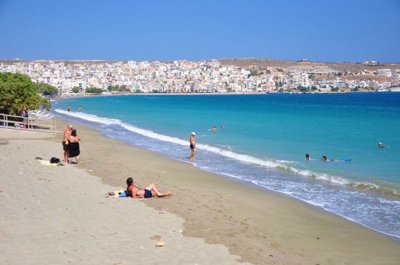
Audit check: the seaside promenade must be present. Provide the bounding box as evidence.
[1,120,399,264]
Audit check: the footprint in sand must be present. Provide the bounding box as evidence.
[150,235,161,241]
[150,235,165,247]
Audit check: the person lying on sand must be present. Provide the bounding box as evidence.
[106,177,171,198]
[127,177,171,198]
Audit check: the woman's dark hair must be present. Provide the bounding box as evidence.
[126,177,133,187]
[71,129,77,137]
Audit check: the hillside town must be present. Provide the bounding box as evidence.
[1,59,399,95]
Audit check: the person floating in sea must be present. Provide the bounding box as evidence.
[67,105,71,112]
[322,155,330,162]
[189,132,196,161]
[377,142,386,148]
[305,153,311,160]
[322,155,351,162]
[209,125,217,132]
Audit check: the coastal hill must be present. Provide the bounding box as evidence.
[2,58,400,72]
[219,58,400,72]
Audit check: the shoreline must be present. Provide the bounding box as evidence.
[219,172,400,242]
[2,119,399,264]
[53,90,400,101]
[55,118,400,264]
[52,101,400,239]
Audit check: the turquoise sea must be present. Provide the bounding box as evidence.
[53,93,400,239]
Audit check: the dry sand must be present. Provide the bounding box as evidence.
[1,122,400,265]
[0,128,247,265]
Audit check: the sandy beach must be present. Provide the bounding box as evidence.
[1,121,399,265]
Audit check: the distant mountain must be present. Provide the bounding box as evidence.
[218,58,400,71]
[1,58,399,72]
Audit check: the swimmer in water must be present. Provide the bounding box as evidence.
[322,155,330,162]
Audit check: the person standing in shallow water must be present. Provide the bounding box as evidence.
[189,132,196,161]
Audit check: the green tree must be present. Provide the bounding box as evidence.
[297,85,309,92]
[72,87,80,93]
[35,82,58,96]
[331,87,339,92]
[107,85,130,93]
[85,87,103,94]
[0,72,50,115]
[249,69,258,76]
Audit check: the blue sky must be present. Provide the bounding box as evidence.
[0,0,399,62]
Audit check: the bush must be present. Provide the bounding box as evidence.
[72,87,80,93]
[0,72,50,115]
[85,87,104,94]
[331,87,339,92]
[35,82,58,96]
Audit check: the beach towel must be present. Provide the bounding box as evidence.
[106,190,129,198]
[37,157,64,166]
[40,160,58,167]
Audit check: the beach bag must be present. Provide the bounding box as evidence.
[50,157,61,164]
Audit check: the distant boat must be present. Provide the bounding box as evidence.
[377,88,388,92]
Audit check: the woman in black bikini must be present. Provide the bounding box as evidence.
[126,177,171,198]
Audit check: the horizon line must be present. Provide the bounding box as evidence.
[1,57,400,65]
